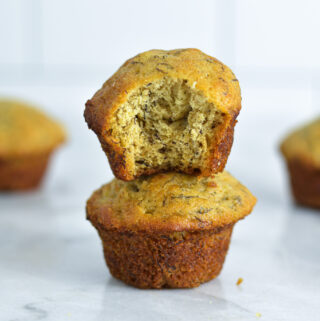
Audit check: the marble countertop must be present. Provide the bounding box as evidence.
[2,189,320,321]
[1,83,320,321]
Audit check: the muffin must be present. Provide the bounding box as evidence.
[0,99,66,190]
[86,171,256,289]
[280,117,320,208]
[84,49,241,181]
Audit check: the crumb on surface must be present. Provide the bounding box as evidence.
[256,312,261,318]
[236,277,243,285]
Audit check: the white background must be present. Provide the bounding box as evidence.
[0,1,319,320]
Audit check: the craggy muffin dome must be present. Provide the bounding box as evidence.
[0,99,66,159]
[87,171,256,232]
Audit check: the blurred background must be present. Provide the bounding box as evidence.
[1,1,320,319]
[1,0,319,201]
[0,0,319,203]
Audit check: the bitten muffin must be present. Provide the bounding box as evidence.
[85,48,241,181]
[280,117,320,208]
[86,171,256,289]
[0,99,66,190]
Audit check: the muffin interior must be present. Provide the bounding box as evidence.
[112,77,225,176]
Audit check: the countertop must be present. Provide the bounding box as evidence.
[1,83,319,321]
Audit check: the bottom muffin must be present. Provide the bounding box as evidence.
[86,171,256,289]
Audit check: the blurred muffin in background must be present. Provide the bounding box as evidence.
[280,117,320,209]
[0,99,66,190]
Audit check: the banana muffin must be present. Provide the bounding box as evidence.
[280,117,320,208]
[86,171,256,289]
[0,99,66,190]
[85,49,241,181]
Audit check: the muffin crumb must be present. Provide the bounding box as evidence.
[236,277,243,286]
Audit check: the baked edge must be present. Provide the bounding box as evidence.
[94,222,234,289]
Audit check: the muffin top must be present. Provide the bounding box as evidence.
[0,99,66,159]
[86,48,241,132]
[87,171,256,232]
[280,117,320,167]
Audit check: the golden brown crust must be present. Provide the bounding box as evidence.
[86,171,256,233]
[0,153,51,190]
[204,112,238,177]
[96,224,234,289]
[285,158,320,208]
[84,49,241,181]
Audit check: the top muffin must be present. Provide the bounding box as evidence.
[85,49,241,181]
[0,99,66,159]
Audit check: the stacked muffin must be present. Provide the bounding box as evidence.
[84,49,256,288]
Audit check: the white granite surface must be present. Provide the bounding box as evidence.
[0,83,320,320]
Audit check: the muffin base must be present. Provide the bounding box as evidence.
[96,225,234,289]
[0,154,51,190]
[286,159,320,209]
